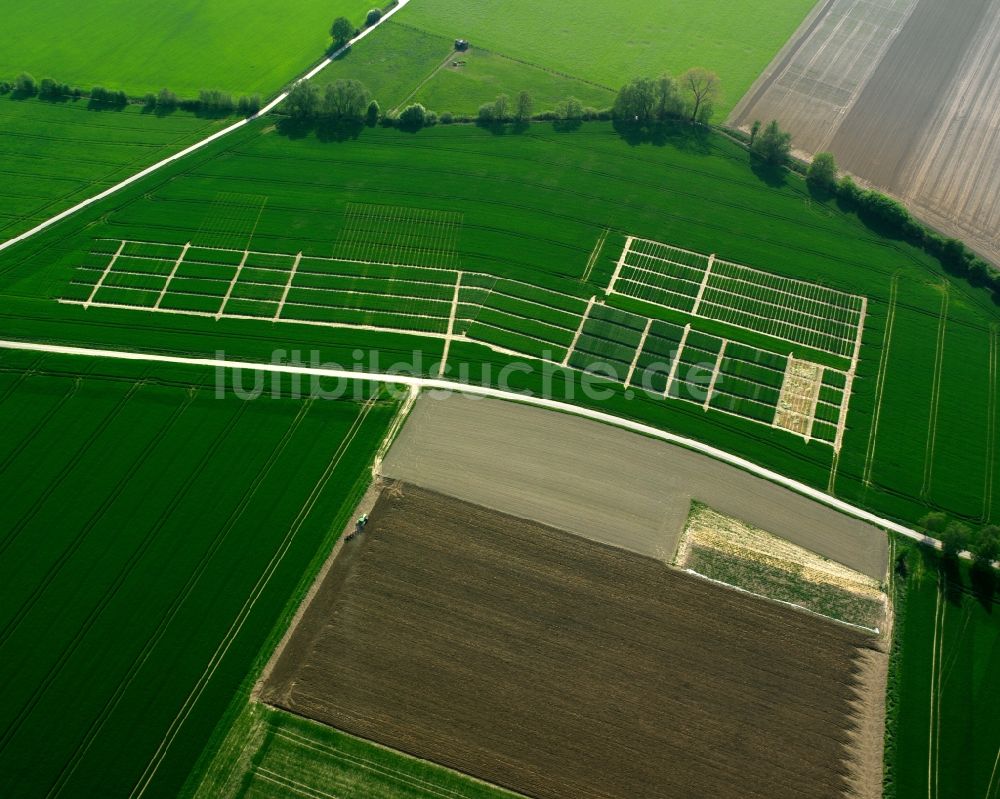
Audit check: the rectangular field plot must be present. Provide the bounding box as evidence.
[609,236,867,359]
[261,485,880,799]
[64,239,854,448]
[335,202,463,269]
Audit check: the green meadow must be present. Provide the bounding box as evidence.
[398,0,818,117]
[0,0,370,97]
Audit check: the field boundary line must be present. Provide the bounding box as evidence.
[624,317,652,388]
[863,276,899,485]
[703,339,726,410]
[6,338,982,565]
[273,252,302,321]
[216,250,250,319]
[983,324,999,521]
[84,239,127,308]
[690,253,715,316]
[562,296,595,366]
[664,323,690,398]
[922,283,949,499]
[606,237,633,295]
[154,242,190,310]
[0,1,412,255]
[581,228,608,283]
[438,271,463,377]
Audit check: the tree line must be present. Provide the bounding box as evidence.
[2,72,261,116]
[919,512,1000,565]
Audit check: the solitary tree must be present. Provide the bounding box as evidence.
[807,152,838,192]
[365,99,380,126]
[284,81,320,119]
[330,16,353,46]
[322,79,370,120]
[973,525,1000,566]
[365,8,382,25]
[681,68,720,123]
[515,90,533,122]
[752,120,792,165]
[940,521,972,557]
[749,119,761,146]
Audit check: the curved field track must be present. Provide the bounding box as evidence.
[731,0,1000,265]
[263,484,886,799]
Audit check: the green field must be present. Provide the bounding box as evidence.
[191,703,519,798]
[0,119,997,538]
[0,96,229,240]
[319,22,615,115]
[885,539,1000,798]
[0,0,370,97]
[398,0,819,117]
[0,348,397,798]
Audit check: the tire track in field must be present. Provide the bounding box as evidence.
[927,581,943,799]
[46,399,315,799]
[0,376,146,558]
[270,727,472,799]
[128,398,377,799]
[983,324,999,521]
[0,354,45,407]
[0,399,250,758]
[0,390,195,649]
[0,378,80,477]
[921,281,949,500]
[863,273,900,487]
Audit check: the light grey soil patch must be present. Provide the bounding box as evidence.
[380,394,888,578]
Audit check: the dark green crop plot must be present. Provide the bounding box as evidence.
[1,119,998,535]
[0,348,397,799]
[884,540,1000,799]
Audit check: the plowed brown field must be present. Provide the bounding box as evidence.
[263,485,882,799]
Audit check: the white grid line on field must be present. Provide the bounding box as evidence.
[71,238,856,449]
[154,242,191,310]
[610,235,865,359]
[274,253,302,321]
[439,271,463,377]
[704,339,727,410]
[606,236,633,294]
[664,323,691,399]
[563,296,596,366]
[691,254,715,316]
[85,239,127,309]
[216,250,249,319]
[625,318,652,388]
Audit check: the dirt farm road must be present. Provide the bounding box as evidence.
[0,339,954,564]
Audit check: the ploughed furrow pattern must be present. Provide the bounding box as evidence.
[263,484,879,799]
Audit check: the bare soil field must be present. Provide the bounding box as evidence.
[381,394,888,578]
[262,485,884,799]
[731,0,1000,264]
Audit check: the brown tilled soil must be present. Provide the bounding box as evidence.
[262,484,883,799]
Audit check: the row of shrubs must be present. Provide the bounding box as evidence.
[803,150,1000,296]
[2,72,261,116]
